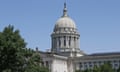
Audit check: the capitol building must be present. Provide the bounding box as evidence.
[39,3,120,72]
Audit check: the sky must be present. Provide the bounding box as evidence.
[0,0,120,54]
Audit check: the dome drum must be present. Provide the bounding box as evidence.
[53,27,79,34]
[51,33,80,38]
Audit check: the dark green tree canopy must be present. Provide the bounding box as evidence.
[0,25,26,72]
[0,25,49,72]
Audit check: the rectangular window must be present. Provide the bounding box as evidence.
[64,36,66,46]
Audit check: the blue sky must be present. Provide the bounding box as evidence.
[0,0,120,54]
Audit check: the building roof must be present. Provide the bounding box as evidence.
[55,17,76,29]
[74,52,120,61]
[88,52,120,56]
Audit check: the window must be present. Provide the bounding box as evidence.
[74,37,76,41]
[85,64,88,69]
[80,63,82,68]
[69,36,71,46]
[79,62,82,64]
[46,61,49,67]
[98,61,101,64]
[89,64,92,68]
[89,62,91,64]
[93,61,96,65]
[64,36,66,46]
[114,60,117,63]
[84,62,86,64]
[41,62,44,66]
[115,64,118,67]
[58,37,61,47]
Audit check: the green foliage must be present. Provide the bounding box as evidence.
[75,70,81,72]
[92,65,101,72]
[117,67,120,72]
[0,25,49,72]
[23,51,49,72]
[84,69,91,72]
[100,62,114,72]
[0,25,26,72]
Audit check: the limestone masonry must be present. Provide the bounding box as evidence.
[39,3,120,72]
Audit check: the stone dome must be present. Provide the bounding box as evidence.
[54,2,76,30]
[55,16,76,29]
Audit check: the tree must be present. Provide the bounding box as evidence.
[0,25,26,72]
[93,65,101,72]
[117,67,120,72]
[75,70,81,72]
[0,25,49,72]
[24,50,49,72]
[100,62,114,72]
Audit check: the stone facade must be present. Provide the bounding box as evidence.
[74,53,120,71]
[39,3,120,72]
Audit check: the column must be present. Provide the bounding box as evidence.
[71,36,74,48]
[74,37,77,49]
[66,36,69,48]
[56,37,59,51]
[69,36,71,48]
